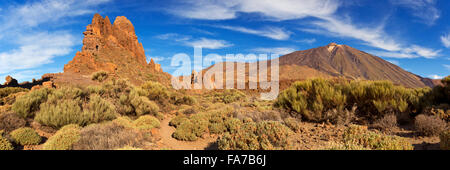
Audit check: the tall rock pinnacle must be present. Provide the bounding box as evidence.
[64,14,160,76]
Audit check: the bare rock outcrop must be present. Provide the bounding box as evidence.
[63,14,166,84]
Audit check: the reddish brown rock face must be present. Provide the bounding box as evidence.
[64,14,164,82]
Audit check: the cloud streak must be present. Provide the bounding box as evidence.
[0,0,111,81]
[215,25,291,40]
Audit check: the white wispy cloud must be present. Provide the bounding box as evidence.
[154,33,191,42]
[168,0,339,20]
[0,32,75,74]
[0,0,111,81]
[167,0,440,59]
[252,47,296,55]
[444,64,450,70]
[390,0,440,25]
[295,38,317,44]
[155,33,233,49]
[429,74,444,79]
[441,34,450,48]
[185,38,233,49]
[216,25,292,40]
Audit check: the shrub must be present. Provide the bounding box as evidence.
[72,123,142,150]
[342,125,413,150]
[169,114,189,128]
[0,113,26,133]
[42,124,81,150]
[0,135,13,150]
[112,116,134,129]
[275,79,346,122]
[12,88,52,118]
[91,71,109,82]
[218,121,293,150]
[172,119,208,141]
[2,91,27,105]
[141,81,169,102]
[440,129,450,150]
[175,96,197,105]
[130,96,159,116]
[276,79,425,122]
[84,94,116,124]
[133,115,160,130]
[211,89,246,104]
[372,114,398,132]
[414,114,447,136]
[0,87,28,99]
[35,99,86,128]
[10,127,41,145]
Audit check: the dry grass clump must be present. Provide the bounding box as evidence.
[275,79,346,122]
[372,114,398,133]
[91,71,108,82]
[210,89,246,104]
[218,121,293,150]
[35,89,116,129]
[2,91,27,106]
[0,87,29,99]
[0,135,13,150]
[133,115,160,130]
[141,81,169,103]
[72,123,142,150]
[342,125,413,150]
[12,88,53,118]
[414,114,447,136]
[275,79,426,123]
[0,112,26,133]
[42,124,81,150]
[440,129,450,150]
[10,127,41,145]
[170,107,235,141]
[174,96,197,106]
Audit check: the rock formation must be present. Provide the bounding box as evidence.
[63,14,167,84]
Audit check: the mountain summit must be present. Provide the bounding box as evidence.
[277,43,436,88]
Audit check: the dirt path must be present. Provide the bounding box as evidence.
[159,115,218,150]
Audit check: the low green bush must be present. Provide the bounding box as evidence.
[342,125,413,150]
[0,87,28,99]
[35,99,86,128]
[12,88,52,118]
[42,124,81,150]
[133,115,160,130]
[10,127,41,145]
[91,71,108,82]
[211,89,246,104]
[84,94,116,124]
[218,121,293,150]
[0,135,13,150]
[141,81,169,102]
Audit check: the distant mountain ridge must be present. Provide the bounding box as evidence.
[196,43,439,89]
[277,43,436,88]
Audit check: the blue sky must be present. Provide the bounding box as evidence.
[0,0,449,83]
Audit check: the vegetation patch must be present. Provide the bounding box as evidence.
[91,71,109,82]
[218,121,293,150]
[342,125,413,150]
[10,127,41,145]
[414,114,447,136]
[133,115,161,130]
[42,124,81,150]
